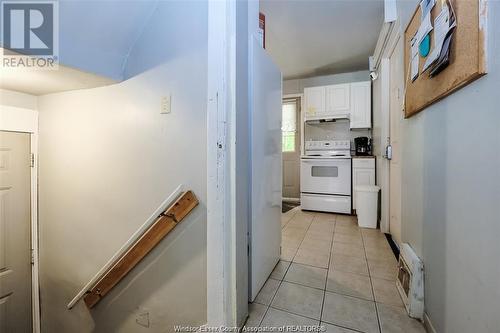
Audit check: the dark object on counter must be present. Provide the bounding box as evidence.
[354,137,371,156]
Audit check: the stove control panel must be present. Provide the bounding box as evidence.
[305,140,350,151]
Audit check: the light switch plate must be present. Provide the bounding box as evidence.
[161,95,171,114]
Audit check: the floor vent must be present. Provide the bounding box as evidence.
[396,243,424,320]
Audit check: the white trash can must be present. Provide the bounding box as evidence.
[356,185,380,229]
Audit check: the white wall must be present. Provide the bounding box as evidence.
[394,1,500,332]
[0,89,38,109]
[37,2,208,332]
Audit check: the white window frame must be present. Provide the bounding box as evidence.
[0,105,40,333]
[281,100,299,153]
[283,94,304,155]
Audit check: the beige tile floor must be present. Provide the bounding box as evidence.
[246,207,426,333]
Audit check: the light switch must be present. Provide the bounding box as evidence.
[161,95,171,114]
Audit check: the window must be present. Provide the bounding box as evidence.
[282,101,297,152]
[311,166,338,177]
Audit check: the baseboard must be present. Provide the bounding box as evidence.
[282,197,300,203]
[384,233,400,260]
[424,312,437,333]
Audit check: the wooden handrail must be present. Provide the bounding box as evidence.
[67,185,185,309]
[67,189,199,309]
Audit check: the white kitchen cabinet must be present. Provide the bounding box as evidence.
[352,157,375,210]
[326,83,350,116]
[304,86,325,118]
[350,81,371,129]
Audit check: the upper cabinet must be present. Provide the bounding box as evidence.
[304,86,325,118]
[326,83,350,116]
[349,81,371,129]
[303,81,371,128]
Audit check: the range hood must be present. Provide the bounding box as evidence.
[304,113,350,123]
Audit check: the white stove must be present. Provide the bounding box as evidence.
[301,140,352,159]
[300,140,352,214]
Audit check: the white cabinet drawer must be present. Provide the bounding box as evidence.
[301,193,351,214]
[353,158,375,169]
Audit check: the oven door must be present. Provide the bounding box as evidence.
[300,158,351,195]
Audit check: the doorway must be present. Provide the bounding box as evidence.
[282,96,302,205]
[388,36,404,246]
[0,131,32,333]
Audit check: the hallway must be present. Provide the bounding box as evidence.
[246,208,425,332]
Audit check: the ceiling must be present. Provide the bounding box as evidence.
[0,0,157,95]
[0,49,116,95]
[56,0,158,81]
[260,0,384,80]
[0,0,158,81]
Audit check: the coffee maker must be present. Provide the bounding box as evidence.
[354,137,371,156]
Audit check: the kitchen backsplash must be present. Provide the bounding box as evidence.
[304,120,371,150]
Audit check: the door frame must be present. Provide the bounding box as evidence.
[376,16,403,235]
[206,0,260,326]
[282,93,303,201]
[380,25,404,244]
[282,93,304,155]
[387,34,405,246]
[378,58,391,233]
[0,105,40,333]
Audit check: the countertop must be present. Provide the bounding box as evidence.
[351,155,376,159]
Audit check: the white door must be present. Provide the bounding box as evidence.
[249,39,282,301]
[350,82,372,129]
[304,86,325,118]
[389,38,404,246]
[282,97,301,199]
[326,84,350,115]
[0,131,32,333]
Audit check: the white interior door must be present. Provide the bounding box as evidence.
[249,38,282,301]
[0,131,32,333]
[282,97,301,200]
[389,38,404,246]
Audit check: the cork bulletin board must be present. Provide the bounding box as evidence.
[404,0,488,118]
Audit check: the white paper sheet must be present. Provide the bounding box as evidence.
[423,4,452,72]
[420,0,436,21]
[415,12,434,46]
[410,36,419,81]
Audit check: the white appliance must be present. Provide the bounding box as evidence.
[249,38,282,302]
[300,140,352,214]
[396,243,424,320]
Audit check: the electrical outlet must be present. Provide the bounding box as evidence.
[161,95,171,114]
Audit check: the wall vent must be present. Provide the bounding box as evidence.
[396,243,424,320]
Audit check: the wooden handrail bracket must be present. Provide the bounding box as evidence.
[83,190,199,309]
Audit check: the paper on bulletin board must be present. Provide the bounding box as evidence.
[415,12,433,45]
[423,3,452,72]
[410,36,419,81]
[419,0,436,21]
